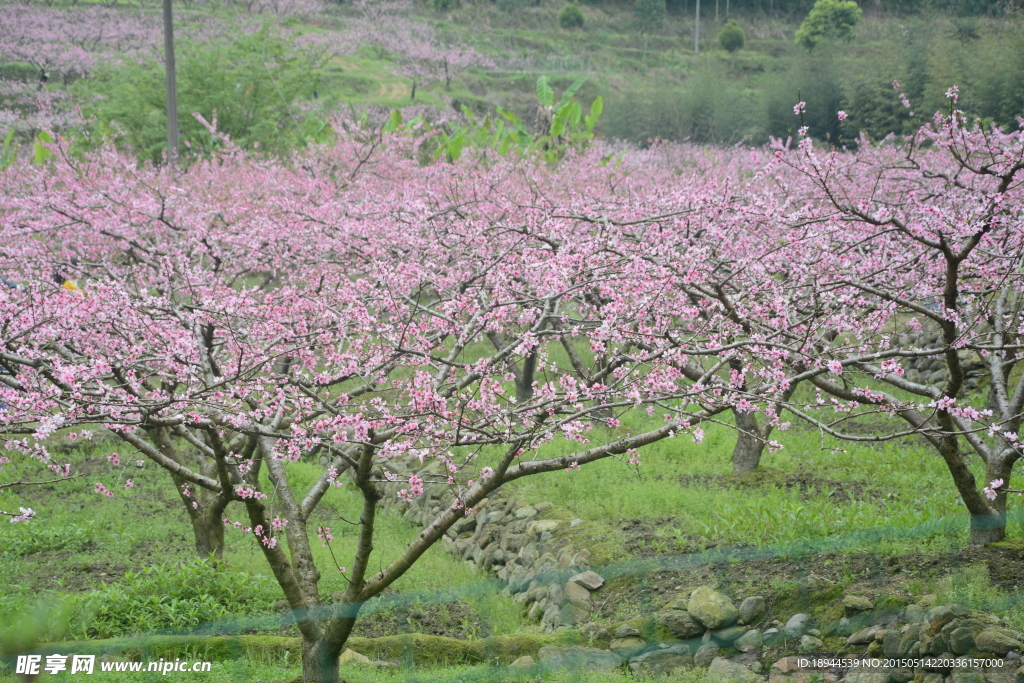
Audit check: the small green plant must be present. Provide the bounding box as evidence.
[719,18,746,52]
[795,0,863,49]
[76,559,277,638]
[559,3,585,29]
[0,521,97,556]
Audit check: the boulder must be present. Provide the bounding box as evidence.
[799,635,824,653]
[510,655,535,668]
[842,672,889,683]
[785,613,812,638]
[657,609,706,639]
[564,581,591,602]
[559,601,589,626]
[530,519,559,534]
[976,628,1023,656]
[735,629,763,653]
[627,645,693,677]
[843,595,874,612]
[693,642,720,667]
[712,626,749,644]
[950,672,986,683]
[688,587,739,629]
[570,571,604,591]
[929,604,970,634]
[738,596,767,625]
[614,624,641,639]
[949,626,977,655]
[767,657,829,683]
[847,625,879,645]
[338,649,371,666]
[609,636,646,659]
[707,657,761,683]
[537,646,620,670]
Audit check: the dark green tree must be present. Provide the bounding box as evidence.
[719,18,746,52]
[559,3,585,28]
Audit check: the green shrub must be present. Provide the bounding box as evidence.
[78,560,277,638]
[559,3,585,28]
[73,26,330,163]
[634,0,666,32]
[795,0,863,49]
[0,522,97,556]
[719,18,746,52]
[432,0,458,11]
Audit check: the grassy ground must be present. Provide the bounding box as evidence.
[3,394,1024,680]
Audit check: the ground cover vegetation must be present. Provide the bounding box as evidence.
[1,81,1024,683]
[3,0,1024,681]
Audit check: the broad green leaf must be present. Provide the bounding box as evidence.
[382,109,402,133]
[536,76,554,107]
[557,77,587,109]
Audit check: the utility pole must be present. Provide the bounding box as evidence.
[162,0,179,168]
[694,0,700,52]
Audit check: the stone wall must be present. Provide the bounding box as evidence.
[893,324,987,391]
[374,456,605,633]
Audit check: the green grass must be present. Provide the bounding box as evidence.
[0,659,713,683]
[0,437,522,647]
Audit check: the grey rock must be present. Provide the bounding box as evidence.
[570,518,584,527]
[904,604,927,624]
[510,655,535,668]
[762,628,782,645]
[559,601,589,626]
[706,657,760,683]
[614,624,641,639]
[949,627,977,655]
[627,645,693,677]
[929,604,970,633]
[688,586,739,629]
[897,624,923,656]
[1016,665,1024,683]
[693,642,720,667]
[537,646,620,670]
[841,672,889,683]
[738,596,767,625]
[564,581,591,602]
[951,672,986,683]
[609,636,646,659]
[657,610,706,639]
[514,506,538,519]
[843,595,875,612]
[798,634,824,653]
[734,629,763,653]
[785,613,812,638]
[888,669,914,683]
[712,626,749,644]
[570,571,604,591]
[975,628,1022,656]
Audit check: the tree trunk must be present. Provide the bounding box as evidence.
[970,461,1012,545]
[301,637,341,683]
[190,498,229,558]
[731,409,765,474]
